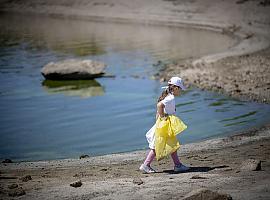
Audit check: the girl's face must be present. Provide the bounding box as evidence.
[172,85,181,96]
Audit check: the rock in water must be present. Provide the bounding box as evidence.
[2,159,12,163]
[183,189,232,200]
[79,154,90,159]
[41,59,106,80]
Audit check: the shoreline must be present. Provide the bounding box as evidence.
[1,123,270,199]
[1,122,269,169]
[1,0,270,199]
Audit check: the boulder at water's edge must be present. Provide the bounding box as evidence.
[41,59,106,80]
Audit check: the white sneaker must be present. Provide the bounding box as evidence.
[139,164,156,173]
[174,164,190,172]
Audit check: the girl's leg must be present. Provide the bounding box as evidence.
[171,151,181,166]
[143,149,156,166]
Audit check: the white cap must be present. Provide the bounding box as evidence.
[168,77,186,90]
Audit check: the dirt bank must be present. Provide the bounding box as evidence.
[161,47,270,103]
[1,124,270,199]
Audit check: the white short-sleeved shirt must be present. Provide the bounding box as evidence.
[146,93,176,149]
[160,94,176,115]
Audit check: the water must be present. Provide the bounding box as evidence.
[0,14,270,161]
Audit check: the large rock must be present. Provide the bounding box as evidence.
[41,59,106,80]
[183,189,232,200]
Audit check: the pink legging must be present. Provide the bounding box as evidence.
[143,149,181,166]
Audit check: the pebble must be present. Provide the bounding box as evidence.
[8,187,26,197]
[70,180,83,188]
[182,188,232,200]
[2,159,12,163]
[133,177,144,185]
[8,184,18,189]
[190,175,208,179]
[79,154,90,159]
[20,175,32,182]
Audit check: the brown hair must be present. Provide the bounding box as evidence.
[157,85,174,102]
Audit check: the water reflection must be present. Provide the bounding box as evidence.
[53,39,107,56]
[0,13,236,60]
[42,79,104,98]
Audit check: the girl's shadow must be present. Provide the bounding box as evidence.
[163,165,229,174]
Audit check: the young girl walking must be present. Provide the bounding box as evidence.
[139,76,189,173]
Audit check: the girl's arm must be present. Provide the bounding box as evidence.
[156,102,166,119]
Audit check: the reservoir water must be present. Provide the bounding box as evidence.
[0,14,270,161]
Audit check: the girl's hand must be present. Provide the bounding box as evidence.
[160,116,168,121]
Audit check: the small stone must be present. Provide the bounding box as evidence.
[133,177,144,185]
[183,188,232,200]
[240,159,261,171]
[8,187,26,197]
[8,184,18,189]
[190,175,208,179]
[70,180,82,188]
[2,159,12,163]
[79,154,90,159]
[20,175,32,182]
[246,70,251,75]
[244,33,254,39]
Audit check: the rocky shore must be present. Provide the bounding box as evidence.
[0,0,270,199]
[161,47,270,103]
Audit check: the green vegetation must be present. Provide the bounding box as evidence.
[179,109,196,113]
[209,98,230,107]
[176,101,196,107]
[224,119,256,127]
[220,111,257,122]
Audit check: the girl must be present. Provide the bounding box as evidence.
[139,77,189,173]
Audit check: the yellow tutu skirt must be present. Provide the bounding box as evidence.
[154,115,187,161]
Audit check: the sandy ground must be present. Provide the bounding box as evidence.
[0,0,270,199]
[1,124,270,199]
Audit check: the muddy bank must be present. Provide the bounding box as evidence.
[160,47,270,103]
[0,124,270,199]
